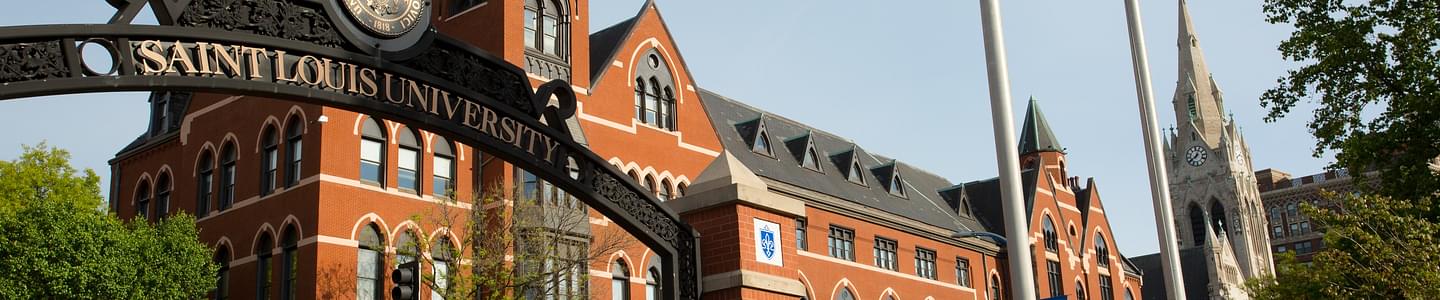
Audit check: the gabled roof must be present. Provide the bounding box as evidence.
[1018,97,1063,155]
[699,88,983,232]
[961,168,1040,235]
[586,0,700,90]
[784,131,815,166]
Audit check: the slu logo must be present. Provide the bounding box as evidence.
[759,225,777,259]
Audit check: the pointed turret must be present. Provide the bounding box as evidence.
[1174,0,1227,146]
[1018,97,1063,155]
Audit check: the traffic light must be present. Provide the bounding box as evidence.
[391,261,420,300]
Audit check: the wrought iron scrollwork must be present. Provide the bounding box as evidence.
[178,0,346,48]
[0,41,67,84]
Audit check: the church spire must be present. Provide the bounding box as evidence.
[1018,97,1063,155]
[1174,0,1226,146]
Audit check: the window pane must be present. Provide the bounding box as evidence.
[398,149,418,170]
[524,10,537,49]
[360,140,382,161]
[434,157,452,178]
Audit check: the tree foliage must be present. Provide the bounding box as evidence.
[409,187,633,300]
[0,143,217,299]
[1259,0,1440,199]
[1247,193,1440,298]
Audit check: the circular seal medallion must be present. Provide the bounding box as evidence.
[343,0,429,38]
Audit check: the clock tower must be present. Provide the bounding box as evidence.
[1163,0,1274,297]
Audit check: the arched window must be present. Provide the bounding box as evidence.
[1042,216,1058,252]
[1210,201,1229,235]
[801,147,819,171]
[255,232,274,300]
[676,182,687,198]
[135,179,151,220]
[611,259,630,300]
[753,130,772,155]
[989,274,1002,300]
[396,230,419,265]
[658,179,672,201]
[197,150,214,217]
[1076,281,1088,300]
[1188,202,1206,245]
[646,78,661,126]
[284,116,303,187]
[523,0,566,57]
[261,125,279,195]
[634,78,646,122]
[359,117,387,185]
[397,128,422,192]
[835,287,855,300]
[357,224,385,300]
[431,237,455,299]
[660,87,675,130]
[1095,233,1111,267]
[645,267,659,300]
[889,173,905,197]
[643,175,656,197]
[433,136,455,198]
[1124,288,1135,300]
[155,173,171,219]
[280,225,298,300]
[218,143,236,210]
[214,245,231,300]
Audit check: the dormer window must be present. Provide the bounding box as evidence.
[889,173,905,197]
[801,147,819,171]
[753,130,772,156]
[847,161,864,184]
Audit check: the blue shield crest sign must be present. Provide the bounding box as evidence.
[753,218,783,266]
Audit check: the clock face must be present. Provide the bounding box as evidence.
[1186,146,1208,166]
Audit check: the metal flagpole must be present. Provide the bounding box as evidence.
[1122,0,1187,299]
[977,0,1038,299]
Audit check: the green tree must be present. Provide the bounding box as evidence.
[1246,193,1440,298]
[1252,0,1440,298]
[1259,0,1440,199]
[0,143,217,299]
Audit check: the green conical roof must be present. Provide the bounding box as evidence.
[1018,97,1063,155]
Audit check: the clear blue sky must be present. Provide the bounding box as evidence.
[0,0,1331,256]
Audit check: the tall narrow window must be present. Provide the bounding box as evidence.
[214,247,231,300]
[645,78,661,126]
[433,137,455,198]
[197,151,214,216]
[645,267,659,300]
[1047,260,1063,297]
[219,143,236,210]
[359,118,386,185]
[915,247,937,280]
[155,173,171,219]
[135,180,151,220]
[634,78,646,122]
[1043,217,1059,252]
[658,179,672,201]
[357,224,384,300]
[795,219,807,251]
[836,288,856,300]
[523,0,565,57]
[1076,282,1088,300]
[397,128,421,192]
[956,257,971,287]
[519,169,540,203]
[827,226,855,261]
[611,259,630,300]
[801,147,819,171]
[873,237,897,270]
[261,125,279,195]
[396,231,418,265]
[1100,275,1114,300]
[284,116,303,187]
[280,226,298,300]
[431,237,454,300]
[889,173,905,196]
[643,175,656,198]
[990,275,1002,300]
[1095,233,1111,267]
[255,233,273,300]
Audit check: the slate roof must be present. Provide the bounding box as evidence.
[699,89,985,233]
[587,16,636,84]
[1018,97,1064,155]
[1131,248,1211,300]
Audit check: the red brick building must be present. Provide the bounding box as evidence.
[108,1,1143,299]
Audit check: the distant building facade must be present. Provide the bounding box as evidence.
[1256,168,1362,263]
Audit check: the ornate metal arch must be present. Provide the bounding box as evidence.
[0,0,700,298]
